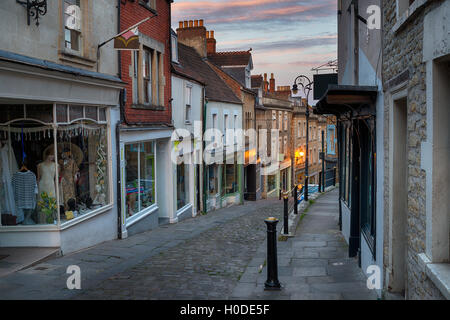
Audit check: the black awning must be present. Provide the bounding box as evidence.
[313,84,378,116]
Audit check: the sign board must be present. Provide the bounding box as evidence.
[313,73,338,100]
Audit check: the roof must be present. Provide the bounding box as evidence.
[208,50,252,67]
[172,43,242,105]
[0,49,123,84]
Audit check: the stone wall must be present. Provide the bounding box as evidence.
[382,0,445,300]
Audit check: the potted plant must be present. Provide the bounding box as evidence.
[37,192,57,224]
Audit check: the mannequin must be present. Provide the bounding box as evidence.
[59,148,79,210]
[38,152,56,199]
[37,151,57,224]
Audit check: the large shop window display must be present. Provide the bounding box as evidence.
[125,141,155,218]
[0,104,110,227]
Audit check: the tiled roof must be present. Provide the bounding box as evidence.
[172,43,242,105]
[208,50,252,67]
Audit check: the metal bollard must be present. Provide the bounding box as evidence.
[318,171,322,193]
[293,185,298,215]
[264,217,281,290]
[333,167,337,186]
[283,195,289,235]
[304,176,309,201]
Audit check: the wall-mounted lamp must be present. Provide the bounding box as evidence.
[16,0,47,26]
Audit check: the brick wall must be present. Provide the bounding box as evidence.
[120,0,172,125]
[382,0,445,300]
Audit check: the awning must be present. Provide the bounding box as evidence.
[314,84,378,117]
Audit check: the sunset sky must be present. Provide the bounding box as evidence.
[172,0,337,93]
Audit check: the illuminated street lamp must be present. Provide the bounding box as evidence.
[292,75,313,201]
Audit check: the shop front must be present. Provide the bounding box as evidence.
[0,54,122,254]
[118,128,174,238]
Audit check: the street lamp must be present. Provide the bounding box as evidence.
[292,75,313,201]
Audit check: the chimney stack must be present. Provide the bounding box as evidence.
[177,19,208,58]
[207,30,216,55]
[264,73,268,93]
[270,73,275,93]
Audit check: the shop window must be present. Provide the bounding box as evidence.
[125,141,155,218]
[207,165,218,195]
[267,174,276,192]
[64,0,82,52]
[225,164,238,195]
[0,104,110,227]
[176,163,189,210]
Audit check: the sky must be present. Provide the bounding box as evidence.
[172,0,337,95]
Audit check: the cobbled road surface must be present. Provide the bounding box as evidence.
[74,200,283,300]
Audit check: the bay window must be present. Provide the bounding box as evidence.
[0,104,111,227]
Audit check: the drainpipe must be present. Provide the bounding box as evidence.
[202,91,208,214]
[116,0,123,239]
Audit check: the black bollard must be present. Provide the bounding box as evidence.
[293,185,298,215]
[283,195,289,235]
[304,175,309,201]
[318,171,322,193]
[333,167,337,186]
[264,217,281,290]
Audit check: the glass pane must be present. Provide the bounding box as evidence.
[0,105,24,124]
[268,175,276,192]
[69,105,83,122]
[139,142,155,210]
[225,164,237,194]
[125,144,139,217]
[99,108,106,122]
[1,122,55,226]
[26,104,53,123]
[176,163,189,210]
[57,122,109,224]
[85,106,98,121]
[56,104,68,123]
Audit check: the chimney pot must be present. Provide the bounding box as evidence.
[206,31,210,38]
[211,30,214,39]
[194,20,199,27]
[184,21,188,28]
[199,19,204,26]
[179,21,183,29]
[189,20,193,27]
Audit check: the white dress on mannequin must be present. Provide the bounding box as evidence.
[38,160,56,200]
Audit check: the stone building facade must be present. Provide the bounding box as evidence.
[382,0,449,299]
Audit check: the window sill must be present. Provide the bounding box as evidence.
[418,253,450,299]
[126,203,158,229]
[139,1,157,14]
[60,204,114,231]
[58,49,96,68]
[393,0,429,34]
[131,103,165,111]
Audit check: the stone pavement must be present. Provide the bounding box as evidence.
[231,188,379,300]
